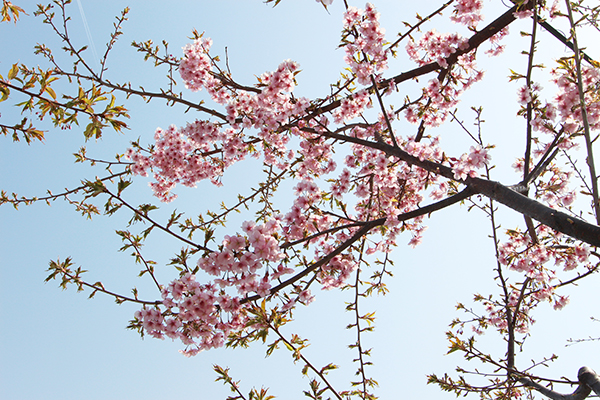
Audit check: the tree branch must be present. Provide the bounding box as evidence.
[519,367,600,400]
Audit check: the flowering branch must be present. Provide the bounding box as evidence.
[565,0,600,224]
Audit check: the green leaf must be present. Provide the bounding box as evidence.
[84,122,97,139]
[7,63,18,80]
[83,120,104,140]
[117,179,132,196]
[0,85,9,102]
[45,85,56,100]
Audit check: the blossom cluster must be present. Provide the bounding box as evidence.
[337,126,447,248]
[342,3,388,85]
[514,55,600,139]
[485,27,509,57]
[333,89,373,123]
[517,82,542,106]
[135,274,241,356]
[283,179,328,239]
[294,125,337,179]
[529,102,558,134]
[405,34,483,128]
[497,226,591,308]
[450,0,484,28]
[451,145,490,181]
[467,228,591,337]
[125,122,248,202]
[127,37,314,201]
[405,29,470,69]
[179,37,214,92]
[479,289,534,334]
[535,165,577,207]
[553,64,600,133]
[404,77,459,128]
[135,218,304,355]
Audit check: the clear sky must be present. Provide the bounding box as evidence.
[1,1,599,399]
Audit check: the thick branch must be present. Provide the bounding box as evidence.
[467,177,600,247]
[580,367,600,396]
[519,367,600,400]
[320,130,600,246]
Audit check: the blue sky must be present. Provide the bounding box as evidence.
[1,1,600,399]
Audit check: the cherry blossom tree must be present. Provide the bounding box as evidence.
[2,0,600,398]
